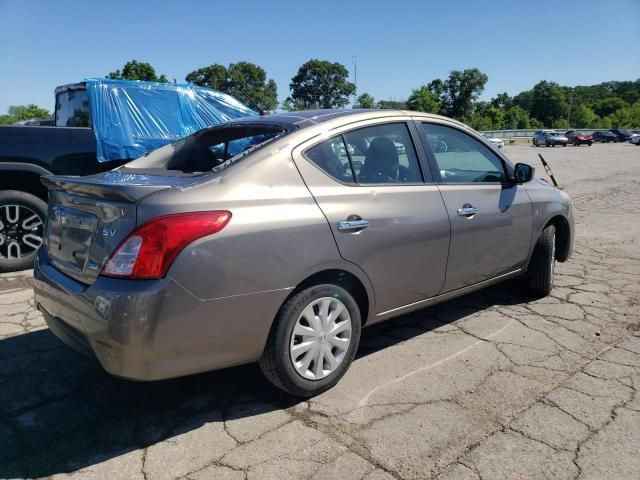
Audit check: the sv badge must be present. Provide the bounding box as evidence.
[102,227,117,237]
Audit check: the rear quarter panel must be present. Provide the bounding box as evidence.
[136,144,373,303]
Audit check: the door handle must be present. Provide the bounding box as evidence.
[337,219,369,232]
[457,204,479,217]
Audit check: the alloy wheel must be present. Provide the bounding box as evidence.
[0,204,45,260]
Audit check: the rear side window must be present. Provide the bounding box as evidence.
[305,136,355,184]
[422,123,506,183]
[304,122,423,185]
[344,123,422,184]
[55,89,90,127]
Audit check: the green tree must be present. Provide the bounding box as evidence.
[439,68,488,120]
[503,106,533,129]
[592,97,626,118]
[605,106,634,128]
[468,103,504,130]
[186,62,278,111]
[406,85,440,113]
[629,102,640,128]
[108,60,168,82]
[354,93,376,109]
[289,59,355,109]
[490,92,513,110]
[185,62,277,111]
[281,97,306,111]
[185,64,227,89]
[528,81,568,127]
[570,104,599,128]
[0,104,52,124]
[377,99,407,110]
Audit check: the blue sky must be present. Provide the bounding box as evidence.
[1,0,639,113]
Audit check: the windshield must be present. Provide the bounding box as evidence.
[124,124,287,174]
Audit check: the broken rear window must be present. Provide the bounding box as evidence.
[123,124,288,174]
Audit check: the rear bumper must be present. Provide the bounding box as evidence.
[33,249,291,381]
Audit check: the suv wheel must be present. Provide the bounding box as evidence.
[527,225,556,298]
[259,284,361,397]
[0,190,47,273]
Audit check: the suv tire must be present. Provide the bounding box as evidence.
[259,284,361,397]
[0,190,47,273]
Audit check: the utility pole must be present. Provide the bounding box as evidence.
[566,90,573,129]
[352,55,358,104]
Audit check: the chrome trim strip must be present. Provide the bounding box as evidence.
[375,269,523,318]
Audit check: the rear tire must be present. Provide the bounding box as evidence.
[259,284,361,397]
[0,190,47,273]
[527,225,556,298]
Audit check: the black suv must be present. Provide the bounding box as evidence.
[609,129,634,142]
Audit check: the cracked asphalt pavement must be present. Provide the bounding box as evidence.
[1,143,639,480]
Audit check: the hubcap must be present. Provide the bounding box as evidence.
[0,204,44,261]
[289,297,352,381]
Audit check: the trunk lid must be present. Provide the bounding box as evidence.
[42,170,195,284]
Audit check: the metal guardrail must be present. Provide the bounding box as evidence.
[480,128,606,138]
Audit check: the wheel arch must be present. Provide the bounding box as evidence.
[545,214,571,262]
[0,165,51,202]
[286,268,372,326]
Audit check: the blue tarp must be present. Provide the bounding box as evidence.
[86,78,257,162]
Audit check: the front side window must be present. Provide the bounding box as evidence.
[422,123,506,183]
[343,123,422,184]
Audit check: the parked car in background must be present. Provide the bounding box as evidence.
[11,119,55,126]
[34,109,574,397]
[592,131,618,143]
[533,130,568,147]
[0,79,254,273]
[609,129,634,142]
[628,134,640,146]
[481,133,504,149]
[565,130,593,146]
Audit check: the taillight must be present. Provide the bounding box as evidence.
[102,211,231,279]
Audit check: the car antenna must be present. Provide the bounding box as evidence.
[236,87,265,116]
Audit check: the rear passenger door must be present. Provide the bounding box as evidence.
[292,120,451,316]
[419,122,533,292]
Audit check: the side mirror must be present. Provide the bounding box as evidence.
[514,163,535,183]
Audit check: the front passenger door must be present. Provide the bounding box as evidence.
[420,122,533,292]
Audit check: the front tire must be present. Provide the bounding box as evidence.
[259,284,361,397]
[527,225,556,298]
[0,190,47,273]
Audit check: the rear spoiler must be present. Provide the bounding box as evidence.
[41,173,173,203]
